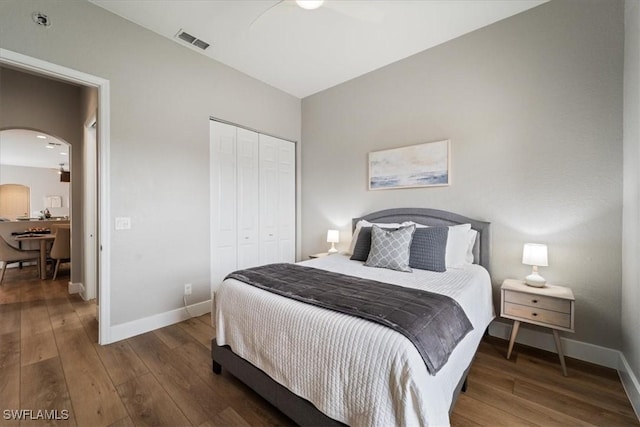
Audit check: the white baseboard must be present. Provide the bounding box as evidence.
[619,353,640,419]
[109,299,211,343]
[488,320,620,369]
[68,282,84,294]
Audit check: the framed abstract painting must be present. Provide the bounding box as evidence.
[369,139,450,190]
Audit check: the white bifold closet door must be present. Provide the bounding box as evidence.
[210,120,238,288]
[236,128,260,269]
[259,134,295,265]
[210,120,295,290]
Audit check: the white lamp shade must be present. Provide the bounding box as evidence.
[327,229,339,243]
[522,243,548,267]
[296,0,324,10]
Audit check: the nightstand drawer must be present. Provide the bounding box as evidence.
[504,302,572,329]
[504,289,571,313]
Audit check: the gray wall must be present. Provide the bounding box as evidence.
[0,67,84,284]
[301,0,623,348]
[0,0,301,325]
[0,164,71,217]
[623,0,640,388]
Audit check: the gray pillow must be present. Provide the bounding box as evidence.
[365,224,416,272]
[409,227,448,272]
[350,226,398,261]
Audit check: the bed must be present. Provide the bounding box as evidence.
[211,208,493,426]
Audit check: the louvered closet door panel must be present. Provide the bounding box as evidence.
[277,140,296,263]
[210,121,237,288]
[259,135,279,265]
[236,128,260,269]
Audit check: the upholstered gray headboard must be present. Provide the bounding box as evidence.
[352,208,491,274]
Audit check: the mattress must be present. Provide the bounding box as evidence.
[213,255,494,426]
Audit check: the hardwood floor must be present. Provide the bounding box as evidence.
[0,265,638,426]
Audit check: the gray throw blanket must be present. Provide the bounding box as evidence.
[226,263,473,375]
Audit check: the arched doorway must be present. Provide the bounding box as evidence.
[0,129,71,220]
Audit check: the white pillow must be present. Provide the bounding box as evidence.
[347,220,410,254]
[466,229,478,264]
[445,224,472,268]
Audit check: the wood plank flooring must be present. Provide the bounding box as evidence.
[0,265,637,426]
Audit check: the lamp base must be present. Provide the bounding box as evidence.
[328,242,338,254]
[525,273,546,287]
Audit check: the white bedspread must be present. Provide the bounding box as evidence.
[214,255,494,426]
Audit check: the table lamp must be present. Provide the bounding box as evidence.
[327,229,339,254]
[522,243,548,287]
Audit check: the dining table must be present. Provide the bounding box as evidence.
[13,234,56,279]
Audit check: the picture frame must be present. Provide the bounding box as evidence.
[44,195,62,208]
[368,139,450,190]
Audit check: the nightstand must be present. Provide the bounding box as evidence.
[501,279,575,376]
[308,252,330,259]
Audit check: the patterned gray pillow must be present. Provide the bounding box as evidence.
[365,224,416,272]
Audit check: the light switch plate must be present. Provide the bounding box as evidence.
[115,217,131,230]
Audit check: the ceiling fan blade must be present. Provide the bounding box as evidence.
[250,0,286,29]
[324,0,384,23]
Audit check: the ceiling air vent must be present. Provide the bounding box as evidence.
[175,29,210,51]
[192,39,210,51]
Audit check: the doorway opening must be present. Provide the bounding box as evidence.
[0,128,72,279]
[0,48,112,344]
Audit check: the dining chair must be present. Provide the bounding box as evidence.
[0,236,40,285]
[50,226,71,280]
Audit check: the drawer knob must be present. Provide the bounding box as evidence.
[532,299,538,303]
[532,312,538,317]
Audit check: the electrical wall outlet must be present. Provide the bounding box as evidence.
[184,283,192,296]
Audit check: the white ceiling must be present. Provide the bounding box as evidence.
[0,129,70,169]
[90,0,546,98]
